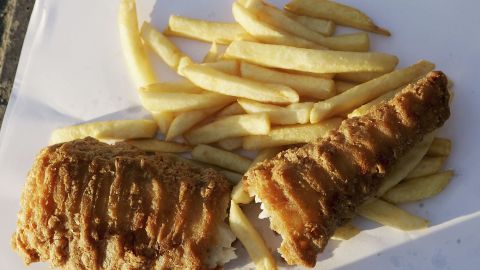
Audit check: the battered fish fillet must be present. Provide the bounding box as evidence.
[12,137,236,270]
[244,71,450,267]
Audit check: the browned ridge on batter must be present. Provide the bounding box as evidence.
[244,71,451,267]
[12,137,235,270]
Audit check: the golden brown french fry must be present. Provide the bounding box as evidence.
[141,22,185,70]
[232,2,324,49]
[185,113,270,145]
[382,171,453,204]
[243,118,342,150]
[118,0,157,87]
[151,111,174,134]
[202,60,239,75]
[50,119,157,145]
[229,201,277,270]
[164,15,247,44]
[215,102,245,118]
[406,157,446,179]
[238,98,312,125]
[219,170,243,184]
[427,137,452,156]
[285,0,391,36]
[217,137,243,151]
[240,62,335,99]
[142,81,203,94]
[224,41,398,74]
[335,71,388,83]
[286,12,335,36]
[255,3,369,51]
[331,223,360,240]
[182,63,299,104]
[358,199,428,230]
[203,42,220,63]
[165,106,222,141]
[347,87,402,118]
[335,81,357,93]
[376,132,435,196]
[139,88,234,112]
[125,138,191,153]
[192,144,252,173]
[310,60,434,123]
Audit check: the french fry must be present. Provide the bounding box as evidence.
[152,111,174,134]
[382,171,453,204]
[376,132,435,196]
[118,0,157,87]
[165,106,222,141]
[125,139,191,153]
[285,0,391,36]
[192,144,252,173]
[139,88,234,112]
[224,41,398,74]
[254,3,369,51]
[335,71,388,83]
[215,102,245,118]
[177,56,194,76]
[182,63,299,104]
[232,2,323,49]
[358,199,428,230]
[219,170,243,184]
[331,223,360,240]
[217,137,243,151]
[141,22,185,70]
[229,201,277,270]
[427,137,452,156]
[243,118,342,150]
[286,13,335,36]
[185,113,270,145]
[347,87,402,118]
[142,81,203,94]
[406,157,446,179]
[164,15,247,44]
[335,81,357,94]
[238,98,312,125]
[310,60,434,123]
[202,60,239,75]
[50,119,157,145]
[240,62,335,99]
[203,42,220,63]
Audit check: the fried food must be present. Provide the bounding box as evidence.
[243,71,450,267]
[12,138,236,270]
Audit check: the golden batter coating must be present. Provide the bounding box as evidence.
[12,137,232,270]
[244,71,450,267]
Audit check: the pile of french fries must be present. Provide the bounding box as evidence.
[50,0,454,269]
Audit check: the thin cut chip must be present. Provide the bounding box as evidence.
[335,81,357,93]
[427,137,452,156]
[348,87,403,118]
[192,144,252,173]
[166,106,223,141]
[331,223,360,240]
[406,156,446,179]
[125,138,191,153]
[238,98,312,125]
[335,71,388,83]
[142,81,203,94]
[202,60,240,75]
[217,137,243,151]
[215,102,245,118]
[286,12,335,36]
[141,22,185,70]
[151,111,175,134]
[203,42,220,63]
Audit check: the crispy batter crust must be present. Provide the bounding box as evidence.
[12,137,231,270]
[245,71,450,267]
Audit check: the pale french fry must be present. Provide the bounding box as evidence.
[283,69,334,80]
[286,13,335,36]
[185,113,270,145]
[219,170,243,184]
[125,138,191,152]
[347,87,402,118]
[202,60,239,75]
[358,199,428,230]
[139,89,234,112]
[192,144,252,173]
[118,0,157,87]
[406,157,446,179]
[376,132,435,196]
[229,201,277,270]
[164,15,247,44]
[217,137,243,151]
[177,56,194,76]
[335,71,388,83]
[285,0,391,36]
[240,62,335,99]
[335,81,357,94]
[224,41,398,74]
[141,22,185,70]
[165,106,222,141]
[382,171,453,204]
[50,119,157,145]
[331,223,360,240]
[232,2,324,49]
[255,3,369,51]
[142,81,203,94]
[427,137,452,156]
[310,60,434,123]
[243,118,342,150]
[232,146,284,204]
[182,63,299,104]
[238,98,312,125]
[152,111,174,134]
[233,32,258,42]
[215,102,245,118]
[203,42,220,63]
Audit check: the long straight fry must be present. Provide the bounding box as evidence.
[192,144,252,173]
[286,12,335,36]
[141,22,185,70]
